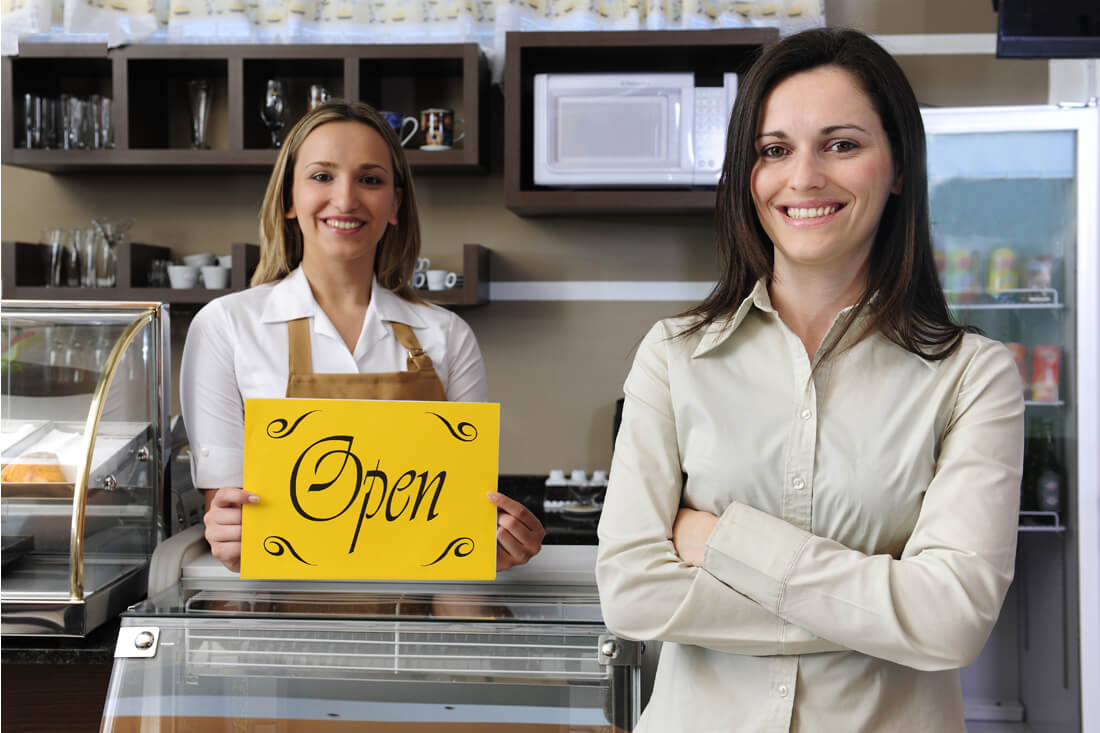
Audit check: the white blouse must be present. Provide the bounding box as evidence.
[180,267,487,490]
[597,280,1025,732]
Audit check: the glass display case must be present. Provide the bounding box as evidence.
[102,537,639,732]
[1,300,171,636]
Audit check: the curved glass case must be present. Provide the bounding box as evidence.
[1,300,170,636]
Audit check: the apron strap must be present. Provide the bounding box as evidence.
[287,317,314,374]
[389,322,434,373]
[287,317,433,376]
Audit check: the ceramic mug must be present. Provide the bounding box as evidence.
[426,269,447,290]
[378,110,419,147]
[419,107,464,150]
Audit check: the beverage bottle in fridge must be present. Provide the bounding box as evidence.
[1024,418,1064,515]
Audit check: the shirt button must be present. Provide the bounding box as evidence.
[800,409,812,420]
[777,684,789,697]
[200,448,209,457]
[792,477,805,490]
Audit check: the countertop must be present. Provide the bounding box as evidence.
[1,617,120,665]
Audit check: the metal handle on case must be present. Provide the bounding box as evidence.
[69,308,155,601]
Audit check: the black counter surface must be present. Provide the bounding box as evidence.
[1,617,120,664]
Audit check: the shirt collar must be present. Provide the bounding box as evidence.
[691,279,876,359]
[370,279,429,330]
[260,267,318,324]
[356,279,429,358]
[260,268,427,328]
[692,279,773,358]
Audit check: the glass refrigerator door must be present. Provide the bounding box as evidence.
[923,105,1099,733]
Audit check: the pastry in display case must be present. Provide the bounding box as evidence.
[1,300,171,637]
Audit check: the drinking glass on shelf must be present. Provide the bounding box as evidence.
[260,80,287,148]
[188,80,212,150]
[59,94,73,150]
[96,233,117,287]
[92,216,135,288]
[64,237,80,287]
[92,95,113,150]
[74,228,98,288]
[42,97,60,149]
[42,228,68,287]
[23,93,43,149]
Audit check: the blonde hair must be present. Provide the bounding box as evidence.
[252,99,422,301]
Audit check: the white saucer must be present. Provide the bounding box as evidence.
[420,144,452,151]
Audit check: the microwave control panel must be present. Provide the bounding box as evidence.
[693,88,727,180]
[692,73,738,185]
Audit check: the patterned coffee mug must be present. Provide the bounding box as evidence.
[419,107,464,149]
[378,110,418,147]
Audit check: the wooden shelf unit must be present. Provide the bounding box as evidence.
[1,241,489,308]
[419,243,490,307]
[503,28,778,215]
[2,43,489,174]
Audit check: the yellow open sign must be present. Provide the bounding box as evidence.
[241,398,499,580]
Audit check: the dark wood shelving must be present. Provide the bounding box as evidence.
[422,244,490,307]
[503,28,778,216]
[0,241,257,305]
[3,43,489,174]
[2,241,490,308]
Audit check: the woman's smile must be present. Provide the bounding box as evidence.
[780,201,846,224]
[323,216,366,232]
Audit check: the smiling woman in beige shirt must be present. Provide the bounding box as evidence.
[596,29,1025,733]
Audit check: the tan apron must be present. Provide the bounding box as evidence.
[270,316,448,617]
[284,317,447,401]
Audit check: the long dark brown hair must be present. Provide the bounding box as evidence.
[680,28,971,361]
[253,99,422,302]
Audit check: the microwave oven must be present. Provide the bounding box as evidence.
[533,72,738,187]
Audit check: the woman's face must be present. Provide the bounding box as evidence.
[750,65,900,278]
[286,120,402,271]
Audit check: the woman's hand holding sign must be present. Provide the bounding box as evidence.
[203,487,543,574]
[204,488,259,573]
[490,491,545,571]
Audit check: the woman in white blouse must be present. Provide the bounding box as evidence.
[182,100,544,574]
[596,29,1024,732]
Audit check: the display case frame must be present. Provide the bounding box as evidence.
[1,300,171,637]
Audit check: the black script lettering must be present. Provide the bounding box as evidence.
[386,470,416,521]
[290,436,362,521]
[410,470,446,521]
[350,461,386,553]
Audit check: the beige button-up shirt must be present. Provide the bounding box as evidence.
[596,281,1025,732]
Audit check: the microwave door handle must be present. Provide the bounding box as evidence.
[682,88,695,171]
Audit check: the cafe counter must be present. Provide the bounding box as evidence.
[99,530,640,732]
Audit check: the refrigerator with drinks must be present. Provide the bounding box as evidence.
[922,104,1098,733]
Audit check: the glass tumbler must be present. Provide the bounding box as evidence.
[188,80,212,150]
[63,235,81,287]
[23,93,43,148]
[42,228,69,287]
[95,232,117,287]
[74,228,99,288]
